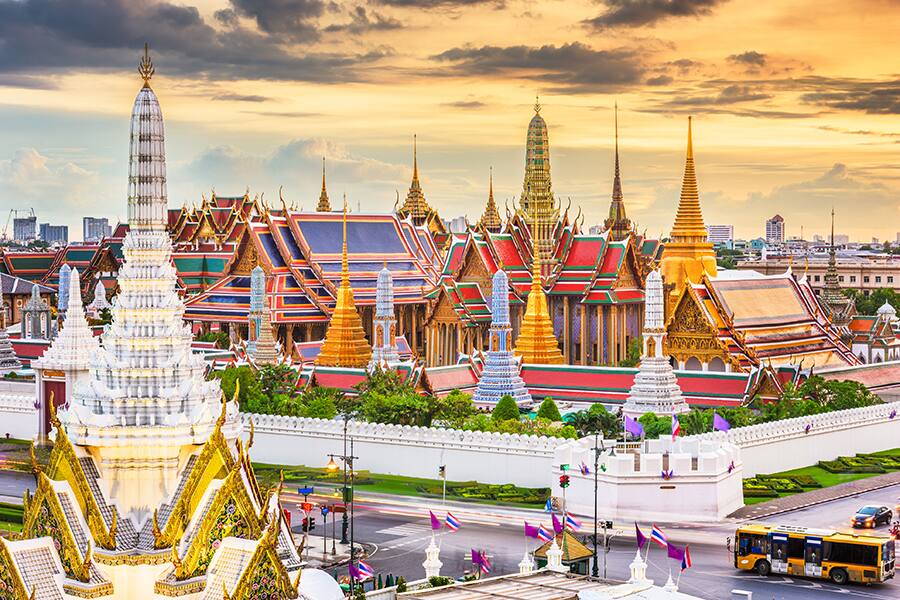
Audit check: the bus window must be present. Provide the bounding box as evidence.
[883,541,895,565]
[824,541,878,567]
[738,533,768,556]
[788,537,805,559]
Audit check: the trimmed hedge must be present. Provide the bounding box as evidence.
[0,502,23,526]
[817,453,900,474]
[414,481,549,505]
[742,473,822,498]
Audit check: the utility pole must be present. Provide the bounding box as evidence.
[591,432,604,578]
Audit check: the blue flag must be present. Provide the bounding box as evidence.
[713,412,731,432]
[544,498,553,513]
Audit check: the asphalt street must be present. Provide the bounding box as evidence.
[2,470,898,599]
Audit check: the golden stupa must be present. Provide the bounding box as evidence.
[477,167,502,232]
[659,117,717,306]
[315,202,372,367]
[316,156,331,212]
[514,234,565,364]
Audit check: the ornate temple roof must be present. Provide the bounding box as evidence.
[316,157,331,212]
[517,98,560,263]
[477,167,502,232]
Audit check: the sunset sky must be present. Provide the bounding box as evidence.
[0,0,898,241]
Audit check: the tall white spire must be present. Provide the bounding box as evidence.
[370,265,401,369]
[34,268,98,373]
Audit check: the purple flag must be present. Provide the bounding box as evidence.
[429,510,442,531]
[635,523,647,550]
[471,549,483,565]
[524,521,540,539]
[551,513,564,535]
[624,415,644,438]
[349,563,362,580]
[667,541,685,561]
[713,412,730,432]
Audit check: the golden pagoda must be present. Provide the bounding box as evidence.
[514,233,565,364]
[316,156,331,212]
[659,116,717,310]
[477,166,502,232]
[397,135,448,240]
[316,202,372,367]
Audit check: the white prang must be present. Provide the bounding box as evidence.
[87,279,111,316]
[34,268,99,374]
[622,270,689,417]
[59,79,239,521]
[369,265,401,369]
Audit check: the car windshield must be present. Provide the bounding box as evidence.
[857,507,878,515]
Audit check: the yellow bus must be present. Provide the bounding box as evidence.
[734,524,895,585]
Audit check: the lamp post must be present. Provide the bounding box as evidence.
[591,432,605,578]
[326,433,358,593]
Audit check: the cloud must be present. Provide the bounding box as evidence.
[442,100,487,109]
[226,0,325,40]
[374,0,505,7]
[665,84,771,106]
[324,6,403,34]
[431,42,645,93]
[584,0,726,29]
[646,75,673,86]
[0,148,101,220]
[212,93,271,102]
[801,78,900,114]
[0,74,58,89]
[728,50,766,67]
[0,0,388,83]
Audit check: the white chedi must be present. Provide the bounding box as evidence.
[33,268,99,374]
[370,265,401,369]
[58,74,240,520]
[623,270,690,417]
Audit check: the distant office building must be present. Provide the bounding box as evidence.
[830,233,850,245]
[765,214,784,246]
[444,215,468,233]
[12,216,37,242]
[39,223,68,245]
[813,234,824,243]
[706,225,734,247]
[83,217,112,242]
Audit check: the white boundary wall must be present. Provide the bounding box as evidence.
[245,414,560,488]
[0,380,36,441]
[687,400,900,477]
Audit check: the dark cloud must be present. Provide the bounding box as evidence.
[666,84,771,106]
[817,125,900,138]
[667,58,700,71]
[243,110,323,118]
[646,75,673,86]
[324,6,403,34]
[443,100,487,109]
[801,78,900,114]
[431,42,644,93]
[375,0,505,7]
[0,74,58,89]
[0,0,388,83]
[227,0,324,40]
[728,50,766,67]
[213,93,271,102]
[584,0,726,29]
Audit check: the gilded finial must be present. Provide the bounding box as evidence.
[534,94,541,114]
[412,134,419,182]
[152,509,164,547]
[170,538,182,570]
[138,43,155,87]
[248,417,255,449]
[29,586,36,600]
[80,542,93,582]
[278,469,285,496]
[48,391,60,431]
[109,511,118,546]
[217,391,228,428]
[223,582,233,600]
[293,570,302,592]
[232,377,241,407]
[687,115,693,159]
[341,197,349,285]
[29,442,40,476]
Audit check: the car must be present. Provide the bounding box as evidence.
[851,505,892,528]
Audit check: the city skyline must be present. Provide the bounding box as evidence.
[0,0,898,240]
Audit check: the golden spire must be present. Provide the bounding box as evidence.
[604,101,631,241]
[398,134,439,226]
[412,134,419,185]
[317,156,331,212]
[315,201,372,367]
[138,43,155,88]
[478,166,502,232]
[514,232,564,364]
[670,116,708,242]
[534,94,541,114]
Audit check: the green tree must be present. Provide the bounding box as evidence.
[396,577,407,593]
[258,364,297,397]
[619,338,642,368]
[637,412,672,439]
[356,367,429,425]
[429,389,475,428]
[491,395,520,422]
[213,366,266,412]
[536,397,562,421]
[301,386,340,419]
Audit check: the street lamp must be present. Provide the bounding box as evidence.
[591,432,605,578]
[325,432,358,593]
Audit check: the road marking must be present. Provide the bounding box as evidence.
[376,524,431,537]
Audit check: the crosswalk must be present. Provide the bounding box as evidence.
[376,524,432,538]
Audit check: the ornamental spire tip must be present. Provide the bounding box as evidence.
[139,43,155,87]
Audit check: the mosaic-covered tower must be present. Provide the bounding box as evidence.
[370,264,401,369]
[473,269,532,405]
[622,270,689,417]
[0,299,20,373]
[248,264,266,355]
[57,263,71,317]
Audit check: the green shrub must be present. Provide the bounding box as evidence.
[536,397,562,422]
[428,576,452,588]
[492,395,520,422]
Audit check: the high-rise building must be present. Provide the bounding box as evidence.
[12,216,37,242]
[706,224,733,247]
[830,233,850,245]
[83,216,112,241]
[39,222,68,244]
[765,214,784,246]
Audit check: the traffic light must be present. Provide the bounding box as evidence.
[438,465,446,478]
[301,517,316,532]
[559,474,570,489]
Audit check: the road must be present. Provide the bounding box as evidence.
[2,470,897,599]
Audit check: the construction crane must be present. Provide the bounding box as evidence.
[1,208,37,242]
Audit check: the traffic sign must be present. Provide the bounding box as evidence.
[301,502,314,513]
[298,486,315,496]
[321,506,330,517]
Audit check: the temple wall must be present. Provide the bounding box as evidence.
[553,437,744,522]
[686,400,900,477]
[244,414,559,488]
[0,379,37,440]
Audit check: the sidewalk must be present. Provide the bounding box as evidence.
[290,527,367,569]
[729,470,900,520]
